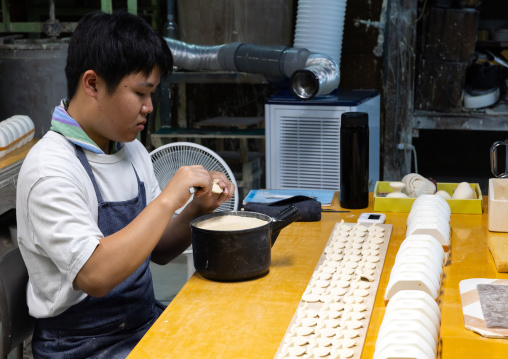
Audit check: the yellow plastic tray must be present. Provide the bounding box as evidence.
[373,181,483,214]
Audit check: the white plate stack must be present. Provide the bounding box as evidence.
[0,115,35,158]
[374,290,441,359]
[293,0,347,69]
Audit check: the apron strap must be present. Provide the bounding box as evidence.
[74,144,143,204]
[74,145,105,203]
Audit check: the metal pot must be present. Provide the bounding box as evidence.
[190,206,301,281]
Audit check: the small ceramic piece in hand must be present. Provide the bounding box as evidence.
[387,182,409,198]
[211,179,223,194]
[435,190,452,199]
[452,182,475,199]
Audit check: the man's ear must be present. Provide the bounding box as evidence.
[82,70,99,98]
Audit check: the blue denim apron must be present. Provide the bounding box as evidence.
[32,146,164,359]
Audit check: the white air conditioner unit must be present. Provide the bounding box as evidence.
[265,90,380,191]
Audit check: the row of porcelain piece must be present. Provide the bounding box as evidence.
[0,115,35,158]
[374,290,441,359]
[385,195,451,302]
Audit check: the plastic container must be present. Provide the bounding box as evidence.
[374,181,483,214]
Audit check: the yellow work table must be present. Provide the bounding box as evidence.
[128,193,508,358]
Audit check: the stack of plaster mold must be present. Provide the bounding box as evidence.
[374,290,441,359]
[406,194,451,260]
[385,194,451,302]
[384,234,445,303]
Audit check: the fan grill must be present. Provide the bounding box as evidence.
[151,144,237,212]
[278,115,341,190]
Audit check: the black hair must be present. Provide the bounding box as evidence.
[65,10,173,100]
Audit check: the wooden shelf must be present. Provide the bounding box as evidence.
[413,110,508,133]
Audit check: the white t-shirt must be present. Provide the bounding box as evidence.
[16,131,161,318]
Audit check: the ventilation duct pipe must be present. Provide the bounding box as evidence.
[164,38,340,100]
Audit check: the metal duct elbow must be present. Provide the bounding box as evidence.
[164,38,340,100]
[290,54,340,100]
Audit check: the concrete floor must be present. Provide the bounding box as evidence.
[0,209,190,358]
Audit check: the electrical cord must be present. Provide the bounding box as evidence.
[397,143,418,174]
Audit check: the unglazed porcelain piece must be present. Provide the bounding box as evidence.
[275,222,393,359]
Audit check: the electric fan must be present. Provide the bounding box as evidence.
[150,142,239,212]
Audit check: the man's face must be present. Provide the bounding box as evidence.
[91,67,161,151]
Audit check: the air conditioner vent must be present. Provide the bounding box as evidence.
[275,113,341,190]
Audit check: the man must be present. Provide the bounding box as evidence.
[16,10,234,358]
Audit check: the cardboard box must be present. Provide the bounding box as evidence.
[374,181,483,214]
[489,178,508,232]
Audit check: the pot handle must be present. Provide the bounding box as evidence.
[270,205,301,246]
[491,140,508,178]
